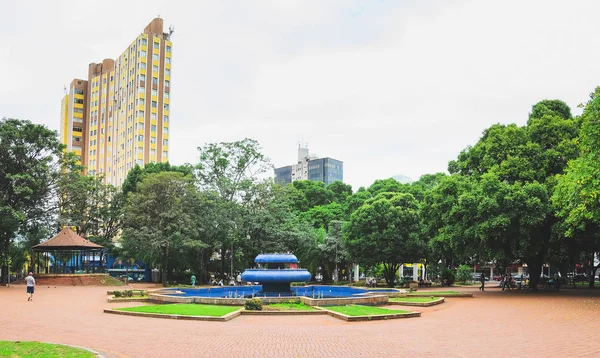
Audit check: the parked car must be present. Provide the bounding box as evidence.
[574,274,588,282]
[472,273,490,281]
[493,275,503,281]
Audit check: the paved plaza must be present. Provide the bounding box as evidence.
[1,284,600,358]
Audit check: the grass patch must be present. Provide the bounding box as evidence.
[408,291,460,296]
[98,276,124,286]
[0,341,94,358]
[115,304,240,317]
[326,305,410,316]
[264,302,315,311]
[389,297,439,303]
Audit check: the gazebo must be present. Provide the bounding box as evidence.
[32,227,105,274]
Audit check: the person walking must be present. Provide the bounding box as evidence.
[479,273,485,291]
[25,272,35,301]
[190,274,196,287]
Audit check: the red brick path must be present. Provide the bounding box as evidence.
[1,284,600,357]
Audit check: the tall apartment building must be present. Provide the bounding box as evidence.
[274,145,343,186]
[60,18,172,186]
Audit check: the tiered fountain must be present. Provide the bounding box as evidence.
[241,253,311,296]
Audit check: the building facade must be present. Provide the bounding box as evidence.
[274,145,343,186]
[60,18,172,186]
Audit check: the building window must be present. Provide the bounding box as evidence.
[164,80,170,88]
[151,113,157,121]
[165,68,170,76]
[150,149,156,156]
[151,125,156,132]
[153,54,158,61]
[163,115,168,122]
[74,98,84,104]
[152,78,158,86]
[73,127,83,133]
[74,88,84,95]
[152,65,158,72]
[140,50,147,58]
[162,151,168,158]
[152,89,157,97]
[166,45,171,53]
[152,101,157,108]
[140,74,146,82]
[163,127,168,134]
[138,135,144,142]
[166,58,171,65]
[164,104,169,111]
[162,139,168,146]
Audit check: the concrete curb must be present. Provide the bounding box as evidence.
[241,309,327,316]
[103,308,242,322]
[387,297,445,307]
[106,296,151,303]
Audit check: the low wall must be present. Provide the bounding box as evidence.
[32,274,116,286]
[301,295,388,307]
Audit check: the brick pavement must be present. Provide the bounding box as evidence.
[1,284,600,358]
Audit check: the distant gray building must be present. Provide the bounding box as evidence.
[274,145,343,186]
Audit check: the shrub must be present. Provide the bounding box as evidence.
[140,290,147,297]
[440,268,455,285]
[286,298,301,305]
[114,291,122,298]
[124,290,134,298]
[456,265,473,284]
[245,298,263,311]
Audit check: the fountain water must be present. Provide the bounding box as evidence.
[241,254,311,296]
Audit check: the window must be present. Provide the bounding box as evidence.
[139,98,145,106]
[163,115,168,123]
[166,58,171,65]
[151,113,157,121]
[151,125,156,132]
[152,89,157,97]
[152,65,158,72]
[165,69,170,76]
[140,50,147,58]
[74,88,84,95]
[150,137,157,144]
[153,54,158,61]
[73,127,83,133]
[139,110,145,118]
[73,136,81,142]
[164,104,169,111]
[74,98,84,104]
[139,74,146,82]
[151,101,157,108]
[166,45,171,53]
[162,139,168,146]
[162,151,168,158]
[142,38,147,46]
[163,127,168,134]
[164,80,170,88]
[73,108,83,114]
[150,149,156,156]
[138,135,144,142]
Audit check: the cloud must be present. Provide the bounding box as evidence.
[1,0,600,189]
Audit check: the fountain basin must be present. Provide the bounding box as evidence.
[241,269,311,283]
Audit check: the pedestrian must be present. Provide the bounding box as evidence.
[25,272,35,301]
[479,273,485,291]
[190,274,196,287]
[236,273,242,286]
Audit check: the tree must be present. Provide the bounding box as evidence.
[0,118,62,284]
[327,181,353,204]
[122,162,193,196]
[456,265,473,284]
[345,193,424,287]
[121,172,198,286]
[553,90,600,287]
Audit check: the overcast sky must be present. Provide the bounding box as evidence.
[1,1,599,189]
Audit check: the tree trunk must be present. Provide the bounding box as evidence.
[162,248,168,287]
[527,260,542,290]
[383,263,398,288]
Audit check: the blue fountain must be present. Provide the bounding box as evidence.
[241,253,311,295]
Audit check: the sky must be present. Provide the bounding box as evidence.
[1,0,600,189]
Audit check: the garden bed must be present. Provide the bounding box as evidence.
[407,291,472,298]
[388,296,445,307]
[320,305,420,322]
[105,303,243,321]
[0,341,97,357]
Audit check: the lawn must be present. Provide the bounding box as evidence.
[408,291,461,296]
[264,302,315,311]
[389,297,440,303]
[326,305,410,316]
[116,304,240,317]
[0,341,94,358]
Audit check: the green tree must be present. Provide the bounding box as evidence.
[456,265,473,284]
[121,172,198,286]
[0,118,62,284]
[345,193,424,287]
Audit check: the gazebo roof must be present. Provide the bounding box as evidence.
[32,227,104,251]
